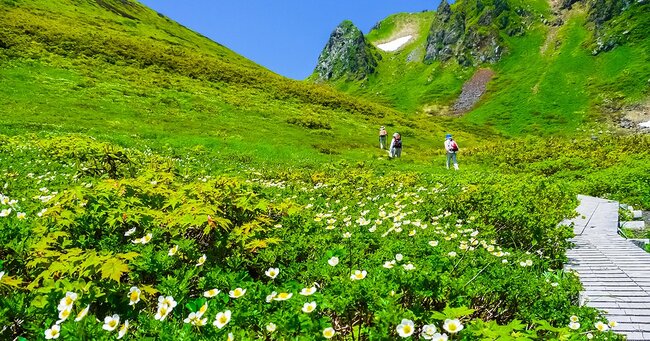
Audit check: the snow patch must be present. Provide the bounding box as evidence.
[640,120,650,128]
[377,35,413,52]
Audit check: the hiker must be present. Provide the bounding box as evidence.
[379,126,388,149]
[390,133,402,158]
[444,134,459,170]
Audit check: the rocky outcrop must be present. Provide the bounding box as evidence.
[313,21,380,82]
[423,0,525,66]
[555,0,639,54]
[452,68,494,114]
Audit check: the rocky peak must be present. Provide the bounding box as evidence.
[313,20,380,82]
[437,0,452,22]
[424,0,526,66]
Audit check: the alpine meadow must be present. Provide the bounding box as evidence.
[1,0,650,340]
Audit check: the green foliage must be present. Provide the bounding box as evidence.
[0,135,632,340]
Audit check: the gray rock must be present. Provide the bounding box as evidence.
[313,21,380,82]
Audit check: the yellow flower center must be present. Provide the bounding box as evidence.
[51,330,59,337]
[278,293,289,299]
[160,307,168,315]
[65,297,73,305]
[61,310,70,318]
[449,324,457,332]
[219,316,228,324]
[109,320,117,328]
[325,331,333,337]
[130,292,139,301]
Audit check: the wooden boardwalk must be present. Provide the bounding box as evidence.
[565,195,650,341]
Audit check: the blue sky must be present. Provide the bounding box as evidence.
[139,1,441,80]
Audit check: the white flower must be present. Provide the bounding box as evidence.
[44,324,60,339]
[403,263,415,271]
[608,320,617,328]
[428,240,439,247]
[421,324,438,339]
[16,212,26,220]
[128,286,141,305]
[154,304,171,320]
[570,315,579,323]
[350,270,367,281]
[196,254,206,266]
[431,333,448,341]
[0,208,11,217]
[395,254,403,262]
[265,267,280,279]
[323,327,336,339]
[519,261,527,267]
[229,288,246,299]
[302,301,317,313]
[273,292,293,301]
[502,259,508,264]
[448,251,457,257]
[396,319,415,337]
[343,232,352,238]
[568,322,580,330]
[328,256,339,267]
[184,312,207,326]
[227,332,234,341]
[213,310,232,329]
[117,320,129,339]
[158,295,177,309]
[594,321,609,332]
[0,271,4,280]
[266,291,277,303]
[587,332,593,339]
[551,282,559,287]
[266,322,277,332]
[103,314,120,331]
[299,287,317,296]
[443,319,463,334]
[75,305,90,321]
[384,261,395,269]
[168,245,178,256]
[58,292,78,311]
[131,237,142,244]
[197,302,209,318]
[140,233,152,244]
[57,307,72,323]
[124,227,136,236]
[525,259,533,266]
[409,229,417,236]
[204,288,220,298]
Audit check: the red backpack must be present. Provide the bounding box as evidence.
[450,141,459,152]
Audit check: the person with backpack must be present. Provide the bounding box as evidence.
[379,126,388,149]
[390,133,402,158]
[444,134,459,170]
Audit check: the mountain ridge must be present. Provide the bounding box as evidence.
[311,0,650,135]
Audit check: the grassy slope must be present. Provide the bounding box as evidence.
[327,0,650,136]
[0,0,483,167]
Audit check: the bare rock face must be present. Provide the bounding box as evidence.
[423,0,522,66]
[313,21,380,82]
[452,68,495,114]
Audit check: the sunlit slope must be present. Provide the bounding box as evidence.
[324,0,650,136]
[0,0,478,164]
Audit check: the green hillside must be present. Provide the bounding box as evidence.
[0,0,486,165]
[319,0,650,136]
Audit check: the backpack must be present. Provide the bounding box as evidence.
[450,141,459,152]
[394,138,402,148]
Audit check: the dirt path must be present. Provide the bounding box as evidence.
[452,68,494,114]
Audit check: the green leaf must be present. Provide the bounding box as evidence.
[100,258,129,283]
